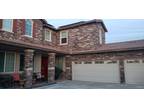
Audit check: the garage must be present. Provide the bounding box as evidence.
[72,60,120,83]
[124,59,144,84]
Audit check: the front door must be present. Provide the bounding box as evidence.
[41,56,48,80]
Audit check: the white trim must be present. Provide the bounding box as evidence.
[44,29,52,42]
[23,35,33,38]
[2,19,13,33]
[25,19,33,37]
[99,29,102,44]
[60,31,68,45]
[14,52,16,72]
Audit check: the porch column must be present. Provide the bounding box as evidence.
[65,55,72,80]
[24,49,34,88]
[119,59,125,84]
[48,53,56,83]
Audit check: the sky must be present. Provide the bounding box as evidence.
[47,19,144,43]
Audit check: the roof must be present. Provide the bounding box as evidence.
[40,19,56,30]
[72,39,144,54]
[40,19,107,32]
[58,19,108,32]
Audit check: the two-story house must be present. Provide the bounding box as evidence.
[0,19,144,88]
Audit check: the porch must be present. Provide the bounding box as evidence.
[0,43,70,88]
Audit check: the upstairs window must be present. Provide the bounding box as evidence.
[99,29,102,44]
[25,19,33,37]
[2,19,13,32]
[60,31,68,45]
[44,30,52,42]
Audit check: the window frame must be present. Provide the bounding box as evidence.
[44,29,52,42]
[24,19,33,38]
[2,19,13,33]
[60,31,68,45]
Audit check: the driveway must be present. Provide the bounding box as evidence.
[37,80,144,89]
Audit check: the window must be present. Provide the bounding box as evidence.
[0,52,5,72]
[107,60,117,64]
[2,19,13,32]
[84,61,92,64]
[5,52,15,72]
[25,19,33,37]
[0,52,15,72]
[74,61,82,64]
[44,30,52,41]
[95,61,104,64]
[99,29,102,44]
[127,60,140,63]
[60,31,68,45]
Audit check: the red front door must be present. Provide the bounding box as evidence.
[41,56,48,80]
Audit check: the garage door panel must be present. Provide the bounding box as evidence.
[124,60,144,84]
[72,61,120,83]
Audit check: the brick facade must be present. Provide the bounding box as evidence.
[0,19,144,87]
[0,19,62,52]
[57,23,105,53]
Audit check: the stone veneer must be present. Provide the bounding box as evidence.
[48,53,56,83]
[24,49,34,88]
[65,55,72,80]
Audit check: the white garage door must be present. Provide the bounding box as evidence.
[72,60,120,83]
[124,59,144,84]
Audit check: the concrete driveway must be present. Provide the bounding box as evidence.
[37,80,144,89]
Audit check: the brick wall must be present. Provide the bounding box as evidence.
[0,19,106,53]
[71,50,144,62]
[42,28,57,47]
[0,19,59,50]
[57,23,105,53]
[68,50,144,82]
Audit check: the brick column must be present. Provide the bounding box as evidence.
[65,55,72,80]
[24,49,34,88]
[119,59,125,84]
[48,53,55,83]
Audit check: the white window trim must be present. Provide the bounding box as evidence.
[24,19,33,38]
[60,31,68,45]
[2,19,13,33]
[44,30,52,42]
[99,29,103,44]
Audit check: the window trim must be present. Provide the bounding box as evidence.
[99,29,102,44]
[44,29,52,42]
[2,19,13,33]
[60,31,68,45]
[24,19,33,38]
